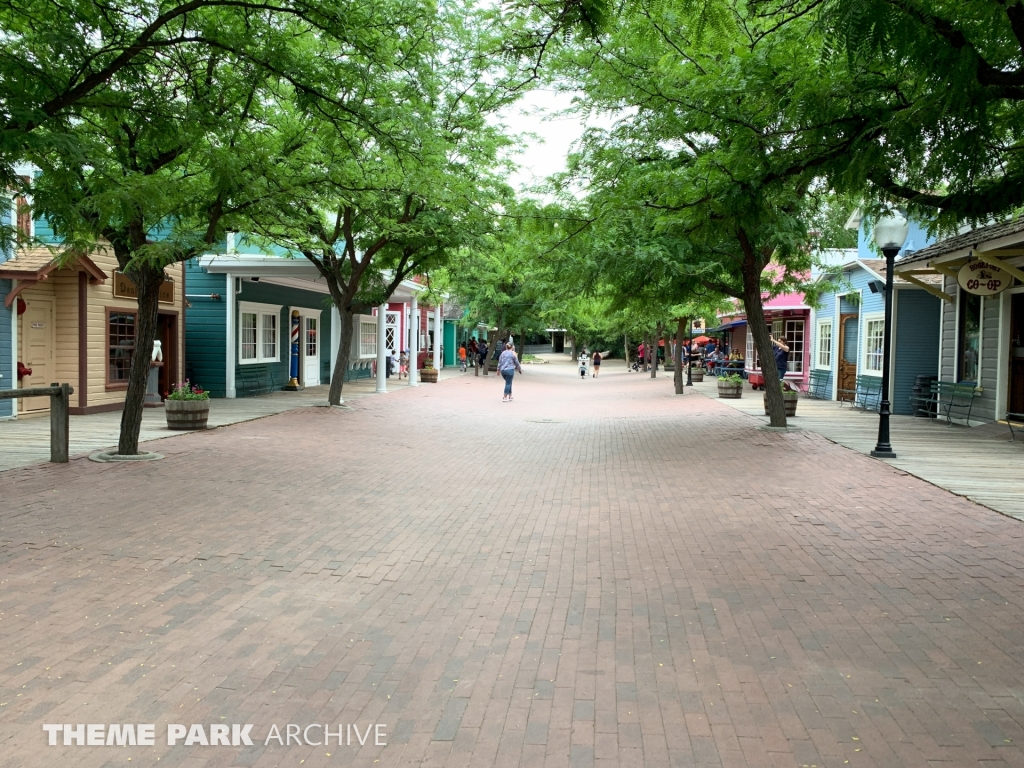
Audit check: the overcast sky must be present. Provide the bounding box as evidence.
[496,87,598,193]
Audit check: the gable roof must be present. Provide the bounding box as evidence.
[897,218,1024,267]
[0,247,107,283]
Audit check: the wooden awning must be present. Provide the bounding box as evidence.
[1,248,107,307]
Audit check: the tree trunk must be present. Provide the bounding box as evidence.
[674,317,685,394]
[474,339,479,376]
[651,322,662,378]
[568,335,575,361]
[624,333,630,368]
[742,253,787,427]
[516,327,525,359]
[117,268,163,455]
[484,329,496,375]
[328,307,355,405]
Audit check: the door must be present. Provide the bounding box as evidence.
[1009,294,1024,413]
[302,314,319,386]
[384,311,400,357]
[837,313,859,400]
[156,313,178,401]
[20,296,55,412]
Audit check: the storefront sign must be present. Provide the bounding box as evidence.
[958,260,1010,296]
[113,270,175,304]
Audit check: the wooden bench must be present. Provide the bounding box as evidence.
[909,380,979,426]
[807,370,830,399]
[839,375,882,411]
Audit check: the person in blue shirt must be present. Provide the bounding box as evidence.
[771,336,790,384]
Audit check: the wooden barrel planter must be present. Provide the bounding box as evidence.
[420,367,439,383]
[165,399,210,430]
[689,366,704,382]
[717,380,742,399]
[763,392,799,417]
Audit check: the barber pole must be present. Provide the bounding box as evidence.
[284,309,301,390]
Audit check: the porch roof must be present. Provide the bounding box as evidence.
[198,254,428,302]
[891,218,1024,303]
[0,247,107,307]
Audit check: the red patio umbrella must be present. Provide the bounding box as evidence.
[692,335,711,345]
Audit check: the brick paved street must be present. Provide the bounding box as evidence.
[4,358,1024,768]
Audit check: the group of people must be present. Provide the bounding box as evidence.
[578,348,602,378]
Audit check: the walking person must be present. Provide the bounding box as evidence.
[399,349,409,379]
[771,335,790,388]
[592,350,602,378]
[498,342,523,401]
[477,339,488,369]
[578,349,588,378]
[458,343,467,372]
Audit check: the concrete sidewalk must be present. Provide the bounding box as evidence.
[0,366,465,472]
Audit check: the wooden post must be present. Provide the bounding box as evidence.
[50,382,71,463]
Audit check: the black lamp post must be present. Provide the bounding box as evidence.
[870,213,909,459]
[685,319,693,386]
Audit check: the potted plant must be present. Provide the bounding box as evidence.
[420,360,439,383]
[689,363,704,383]
[164,380,210,429]
[717,373,743,398]
[763,384,799,416]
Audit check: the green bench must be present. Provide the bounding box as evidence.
[237,366,281,396]
[807,370,830,399]
[909,380,979,426]
[1006,412,1024,441]
[344,360,374,381]
[839,375,882,411]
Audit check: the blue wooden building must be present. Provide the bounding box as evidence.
[809,214,941,414]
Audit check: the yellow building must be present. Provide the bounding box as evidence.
[1,246,186,415]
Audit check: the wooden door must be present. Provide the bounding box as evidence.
[20,296,55,412]
[837,313,858,400]
[1009,294,1024,413]
[156,313,178,400]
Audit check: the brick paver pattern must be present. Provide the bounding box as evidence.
[3,360,1024,768]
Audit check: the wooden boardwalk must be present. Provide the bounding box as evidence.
[690,377,1024,520]
[0,368,464,473]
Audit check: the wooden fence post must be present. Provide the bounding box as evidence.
[50,382,70,463]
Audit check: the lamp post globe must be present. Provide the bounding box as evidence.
[870,213,909,459]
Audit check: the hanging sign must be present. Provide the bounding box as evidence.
[958,260,1010,296]
[113,270,175,304]
[691,319,706,333]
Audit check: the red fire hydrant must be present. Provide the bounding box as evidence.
[17,361,32,382]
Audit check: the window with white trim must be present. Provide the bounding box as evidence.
[771,318,805,373]
[239,302,281,364]
[360,321,377,357]
[816,321,832,369]
[863,315,885,374]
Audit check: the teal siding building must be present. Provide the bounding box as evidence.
[185,254,339,398]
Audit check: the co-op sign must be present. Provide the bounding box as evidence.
[958,259,1012,296]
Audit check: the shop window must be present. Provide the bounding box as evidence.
[240,312,258,361]
[816,321,832,369]
[863,316,884,374]
[771,318,805,372]
[239,302,281,364]
[108,311,136,385]
[959,291,981,382]
[360,321,377,357]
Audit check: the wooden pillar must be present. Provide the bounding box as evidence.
[50,383,70,463]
